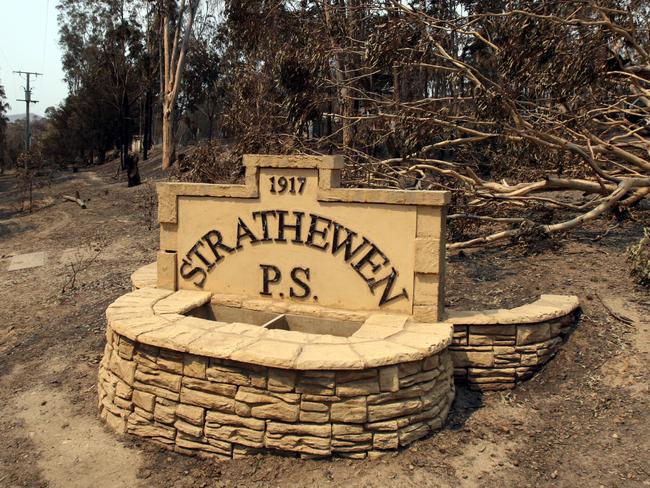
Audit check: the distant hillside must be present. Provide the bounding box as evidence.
[7,113,44,123]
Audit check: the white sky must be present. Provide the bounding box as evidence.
[0,0,67,116]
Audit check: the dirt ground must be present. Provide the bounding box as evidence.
[0,158,648,488]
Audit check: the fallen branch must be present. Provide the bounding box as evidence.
[447,213,528,224]
[62,194,87,209]
[544,180,634,233]
[448,180,635,250]
[622,187,650,207]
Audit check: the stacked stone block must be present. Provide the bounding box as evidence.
[450,311,579,391]
[98,326,455,459]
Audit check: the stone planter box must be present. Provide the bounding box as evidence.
[445,295,581,391]
[98,287,455,459]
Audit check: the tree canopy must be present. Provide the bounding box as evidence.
[1,0,648,247]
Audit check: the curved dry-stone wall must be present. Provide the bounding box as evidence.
[98,326,454,459]
[446,295,580,391]
[128,266,581,394]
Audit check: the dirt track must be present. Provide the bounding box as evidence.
[0,159,648,487]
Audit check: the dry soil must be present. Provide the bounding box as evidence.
[0,158,648,488]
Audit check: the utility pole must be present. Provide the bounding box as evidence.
[13,71,42,151]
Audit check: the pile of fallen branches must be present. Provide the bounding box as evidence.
[201,1,650,249]
[310,1,650,249]
[173,139,243,184]
[175,0,650,249]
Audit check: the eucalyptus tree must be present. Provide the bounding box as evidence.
[57,0,152,168]
[180,6,223,141]
[158,0,201,170]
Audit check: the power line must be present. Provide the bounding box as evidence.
[13,71,42,152]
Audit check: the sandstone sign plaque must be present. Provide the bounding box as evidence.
[157,155,450,320]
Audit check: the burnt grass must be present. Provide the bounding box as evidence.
[0,158,648,487]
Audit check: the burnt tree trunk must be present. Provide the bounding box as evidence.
[143,88,153,160]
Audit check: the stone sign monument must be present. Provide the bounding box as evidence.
[97,154,580,460]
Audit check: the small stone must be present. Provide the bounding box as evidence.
[268,369,297,393]
[336,378,380,397]
[300,410,330,422]
[134,365,182,392]
[206,364,266,388]
[132,390,156,412]
[330,397,367,423]
[367,399,421,422]
[235,387,300,422]
[397,422,429,446]
[378,366,399,392]
[127,419,174,440]
[115,382,133,400]
[267,421,331,438]
[296,372,336,395]
[175,419,203,438]
[176,404,205,425]
[516,323,551,346]
[332,424,364,436]
[108,352,136,384]
[264,432,331,456]
[399,369,438,388]
[398,361,421,377]
[133,381,180,402]
[373,432,399,450]
[450,350,494,368]
[154,401,177,425]
[180,387,235,413]
[157,354,184,375]
[118,338,136,360]
[422,355,440,371]
[182,377,237,397]
[183,355,207,379]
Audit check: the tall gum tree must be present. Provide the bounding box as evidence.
[57,0,149,167]
[160,0,201,170]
